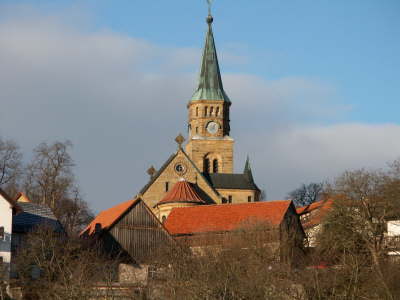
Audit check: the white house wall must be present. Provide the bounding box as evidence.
[0,194,13,279]
[387,220,400,236]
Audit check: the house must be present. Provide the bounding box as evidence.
[0,188,21,280]
[81,196,173,264]
[383,212,400,257]
[164,200,305,264]
[296,199,333,247]
[12,193,64,235]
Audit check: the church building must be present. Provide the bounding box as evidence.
[139,12,261,221]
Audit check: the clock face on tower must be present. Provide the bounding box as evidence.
[206,121,219,135]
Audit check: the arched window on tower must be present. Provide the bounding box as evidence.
[204,158,210,174]
[204,106,208,116]
[210,106,214,116]
[196,107,199,117]
[216,107,220,117]
[213,159,218,173]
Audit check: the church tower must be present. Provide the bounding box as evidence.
[138,9,261,212]
[185,13,234,174]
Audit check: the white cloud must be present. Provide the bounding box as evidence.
[238,123,400,199]
[0,5,398,211]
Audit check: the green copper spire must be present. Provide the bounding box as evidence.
[191,12,230,103]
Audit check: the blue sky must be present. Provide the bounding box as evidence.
[0,1,399,212]
[8,0,398,123]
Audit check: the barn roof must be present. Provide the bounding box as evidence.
[12,202,64,233]
[156,180,206,206]
[165,200,292,236]
[81,198,140,236]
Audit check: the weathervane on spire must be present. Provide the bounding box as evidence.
[207,0,213,15]
[206,0,214,24]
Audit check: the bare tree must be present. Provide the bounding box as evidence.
[314,164,400,299]
[151,222,306,300]
[286,182,324,207]
[0,137,22,195]
[14,226,120,300]
[23,141,93,234]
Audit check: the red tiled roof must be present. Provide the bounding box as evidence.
[165,200,292,235]
[81,198,140,236]
[296,200,326,215]
[297,199,334,228]
[156,180,206,206]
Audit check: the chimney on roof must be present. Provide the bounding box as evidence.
[94,223,102,234]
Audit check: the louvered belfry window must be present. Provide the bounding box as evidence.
[213,159,218,173]
[204,158,210,174]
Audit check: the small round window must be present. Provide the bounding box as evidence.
[174,163,187,175]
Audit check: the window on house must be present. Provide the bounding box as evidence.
[216,107,220,117]
[204,106,208,116]
[248,196,252,202]
[222,198,227,204]
[165,182,169,192]
[213,159,218,173]
[302,213,310,222]
[0,227,4,240]
[204,158,210,173]
[228,195,232,203]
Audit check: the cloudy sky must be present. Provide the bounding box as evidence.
[1,0,399,213]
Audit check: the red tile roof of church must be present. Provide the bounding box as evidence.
[156,180,206,206]
[81,198,140,236]
[164,200,292,236]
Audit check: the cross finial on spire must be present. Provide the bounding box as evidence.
[207,0,213,15]
[206,0,213,24]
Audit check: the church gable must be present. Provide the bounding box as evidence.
[140,147,222,210]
